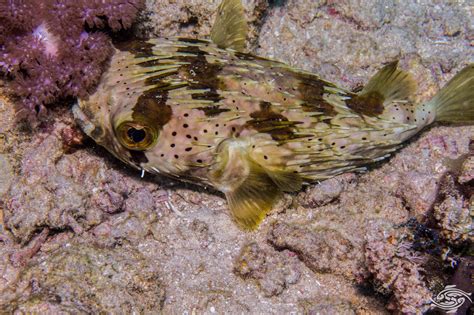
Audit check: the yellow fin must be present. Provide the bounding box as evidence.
[226,160,282,230]
[211,137,302,230]
[361,61,417,103]
[210,0,248,51]
[428,63,474,123]
[267,169,303,192]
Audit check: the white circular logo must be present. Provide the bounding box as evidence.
[430,285,472,313]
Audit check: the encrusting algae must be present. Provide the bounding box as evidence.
[74,0,474,230]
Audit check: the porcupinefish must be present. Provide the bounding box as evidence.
[73,0,474,230]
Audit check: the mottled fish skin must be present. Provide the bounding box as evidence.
[74,0,474,230]
[76,37,431,185]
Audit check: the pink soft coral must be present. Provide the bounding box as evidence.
[0,0,145,121]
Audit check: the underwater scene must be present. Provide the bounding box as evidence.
[0,0,473,313]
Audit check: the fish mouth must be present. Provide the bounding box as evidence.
[72,100,109,145]
[72,100,133,165]
[72,102,97,137]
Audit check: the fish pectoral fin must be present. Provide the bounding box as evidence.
[266,169,303,192]
[360,60,417,104]
[225,160,282,230]
[211,137,300,230]
[211,0,248,51]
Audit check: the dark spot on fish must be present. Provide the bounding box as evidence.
[346,91,385,117]
[185,147,193,152]
[114,40,154,58]
[191,90,223,103]
[246,101,302,141]
[132,88,172,130]
[196,105,230,117]
[177,45,225,103]
[297,79,337,116]
[129,150,149,165]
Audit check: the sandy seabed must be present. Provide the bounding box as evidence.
[1,0,473,314]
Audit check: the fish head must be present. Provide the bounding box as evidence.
[73,73,164,168]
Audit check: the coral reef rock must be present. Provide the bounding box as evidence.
[3,241,165,313]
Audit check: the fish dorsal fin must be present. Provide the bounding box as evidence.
[347,61,417,116]
[210,0,248,51]
[226,159,282,230]
[360,61,417,103]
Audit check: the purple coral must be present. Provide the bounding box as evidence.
[0,0,145,121]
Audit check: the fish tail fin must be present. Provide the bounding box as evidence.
[428,64,474,123]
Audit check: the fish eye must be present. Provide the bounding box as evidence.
[116,121,158,150]
[127,127,146,143]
